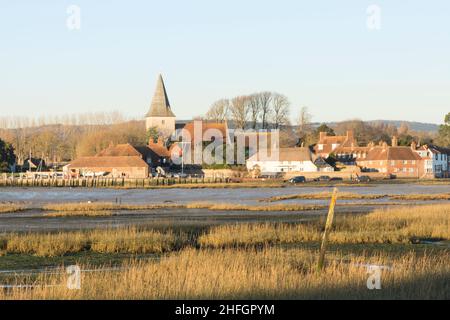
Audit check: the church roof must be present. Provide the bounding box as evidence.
[146,74,176,118]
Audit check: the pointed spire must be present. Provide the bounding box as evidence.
[146,74,176,118]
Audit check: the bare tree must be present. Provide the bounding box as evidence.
[205,99,230,122]
[230,96,250,130]
[248,94,261,129]
[270,93,290,129]
[258,92,272,129]
[297,106,312,138]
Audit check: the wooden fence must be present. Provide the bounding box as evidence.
[0,177,231,188]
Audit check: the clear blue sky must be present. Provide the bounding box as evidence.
[1,0,449,124]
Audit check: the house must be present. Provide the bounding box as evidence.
[65,156,149,178]
[414,143,450,178]
[357,139,423,178]
[246,147,330,174]
[22,157,46,172]
[315,130,357,158]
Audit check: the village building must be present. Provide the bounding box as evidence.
[21,157,46,172]
[65,156,149,178]
[145,74,176,138]
[314,130,358,158]
[246,147,333,174]
[414,143,450,178]
[356,138,423,178]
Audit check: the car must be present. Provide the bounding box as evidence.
[330,177,343,181]
[288,176,306,184]
[173,173,188,178]
[356,175,371,183]
[314,175,331,182]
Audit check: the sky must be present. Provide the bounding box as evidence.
[0,0,449,124]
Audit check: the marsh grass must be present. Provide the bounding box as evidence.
[199,204,450,248]
[262,192,450,202]
[0,204,26,214]
[185,202,324,212]
[43,211,114,217]
[1,227,184,257]
[1,248,448,299]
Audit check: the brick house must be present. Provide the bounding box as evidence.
[314,130,357,158]
[357,139,423,178]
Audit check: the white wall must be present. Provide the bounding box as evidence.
[247,160,318,173]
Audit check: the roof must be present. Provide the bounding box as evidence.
[181,121,229,143]
[418,144,450,155]
[68,156,148,168]
[146,74,176,118]
[96,144,142,157]
[249,147,314,162]
[362,147,422,161]
[314,131,356,155]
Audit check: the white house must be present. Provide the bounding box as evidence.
[246,147,332,174]
[414,144,450,178]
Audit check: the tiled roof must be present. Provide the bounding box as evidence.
[68,156,148,168]
[96,144,142,157]
[362,147,422,161]
[146,74,176,118]
[181,121,229,142]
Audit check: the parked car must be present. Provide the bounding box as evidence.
[314,175,331,182]
[172,173,188,178]
[356,175,371,183]
[288,176,306,184]
[330,177,343,181]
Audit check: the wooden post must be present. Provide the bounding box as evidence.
[317,188,338,271]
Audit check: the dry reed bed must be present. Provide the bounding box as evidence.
[0,204,26,214]
[199,204,450,247]
[1,248,448,299]
[261,192,450,202]
[1,228,182,257]
[41,201,325,214]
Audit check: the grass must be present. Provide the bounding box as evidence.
[198,204,450,248]
[1,248,448,299]
[1,202,449,299]
[42,202,183,212]
[261,192,450,202]
[43,211,114,217]
[1,227,184,257]
[0,204,26,214]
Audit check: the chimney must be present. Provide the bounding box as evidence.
[346,130,354,140]
[411,141,417,150]
[391,136,398,147]
[319,132,327,141]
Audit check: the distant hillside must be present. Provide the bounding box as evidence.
[312,120,439,133]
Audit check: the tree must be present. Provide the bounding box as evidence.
[0,138,15,172]
[316,124,335,136]
[297,106,312,139]
[437,112,450,147]
[205,99,229,122]
[230,95,250,130]
[248,94,261,129]
[270,93,290,129]
[258,92,272,129]
[146,127,160,143]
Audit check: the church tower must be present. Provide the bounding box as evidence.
[145,74,176,138]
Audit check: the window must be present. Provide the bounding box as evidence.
[318,144,323,151]
[403,160,408,165]
[162,120,165,125]
[390,161,395,166]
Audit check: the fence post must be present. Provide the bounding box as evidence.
[317,187,338,271]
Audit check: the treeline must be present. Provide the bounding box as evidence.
[0,117,147,166]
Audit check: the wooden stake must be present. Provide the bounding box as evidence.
[318,187,338,271]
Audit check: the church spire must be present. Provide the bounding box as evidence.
[146,74,175,118]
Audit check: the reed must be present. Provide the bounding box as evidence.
[1,248,448,299]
